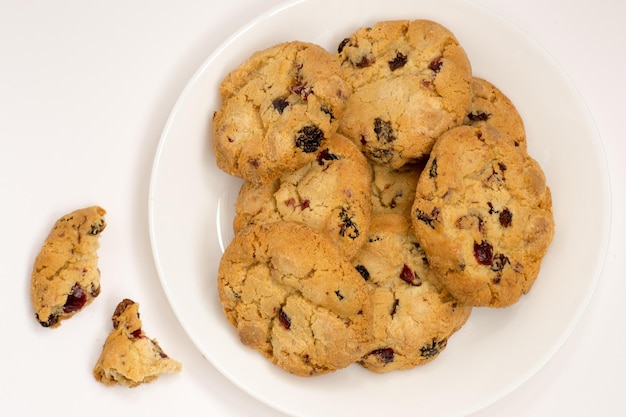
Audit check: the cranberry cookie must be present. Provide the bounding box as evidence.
[213,41,352,185]
[337,20,472,167]
[93,299,182,387]
[30,206,106,328]
[233,133,372,260]
[411,125,554,307]
[464,77,527,149]
[217,221,373,376]
[352,213,471,372]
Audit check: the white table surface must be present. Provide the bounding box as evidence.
[2,0,624,416]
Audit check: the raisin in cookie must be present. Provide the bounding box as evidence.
[352,213,471,372]
[218,221,373,376]
[411,125,554,308]
[370,160,424,216]
[233,133,372,260]
[464,77,526,149]
[93,299,182,387]
[337,20,472,167]
[213,41,352,185]
[30,206,106,328]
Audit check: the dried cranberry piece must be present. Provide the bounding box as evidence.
[415,207,439,229]
[388,51,407,71]
[295,125,324,153]
[429,158,437,178]
[112,299,136,329]
[320,105,334,121]
[428,56,444,72]
[88,219,106,236]
[291,82,313,100]
[38,313,59,328]
[370,348,395,364]
[272,97,289,114]
[355,54,374,68]
[390,299,400,317]
[420,339,447,359]
[373,118,396,143]
[474,241,493,265]
[355,265,370,281]
[131,329,144,339]
[467,111,491,121]
[337,38,350,53]
[491,253,510,272]
[316,148,339,165]
[278,308,291,330]
[338,207,359,239]
[63,283,87,314]
[499,208,513,227]
[399,264,422,286]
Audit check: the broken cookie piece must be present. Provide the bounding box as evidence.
[93,299,182,387]
[30,206,107,328]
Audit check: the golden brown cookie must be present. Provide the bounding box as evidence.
[93,299,182,387]
[464,77,526,149]
[352,213,471,372]
[213,41,352,185]
[411,125,554,308]
[30,206,106,328]
[217,221,373,376]
[233,133,372,260]
[337,20,472,167]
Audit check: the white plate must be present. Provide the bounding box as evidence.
[148,0,611,416]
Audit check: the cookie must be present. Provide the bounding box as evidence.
[370,160,424,216]
[337,19,472,167]
[217,221,373,376]
[233,133,372,260]
[212,41,352,185]
[464,77,526,149]
[411,125,554,307]
[30,206,106,328]
[93,299,182,387]
[352,213,471,372]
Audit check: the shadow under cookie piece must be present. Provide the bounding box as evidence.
[30,206,106,328]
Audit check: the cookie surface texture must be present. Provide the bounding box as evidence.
[370,161,424,216]
[464,77,527,149]
[217,221,373,376]
[352,213,471,372]
[93,299,182,387]
[213,40,352,185]
[30,206,106,328]
[233,133,372,260]
[337,19,472,167]
[411,125,555,307]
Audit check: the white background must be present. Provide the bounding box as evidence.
[1,0,624,416]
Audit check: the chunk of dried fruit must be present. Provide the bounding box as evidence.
[295,125,324,153]
[474,240,494,265]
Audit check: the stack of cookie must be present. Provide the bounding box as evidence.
[213,19,554,376]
